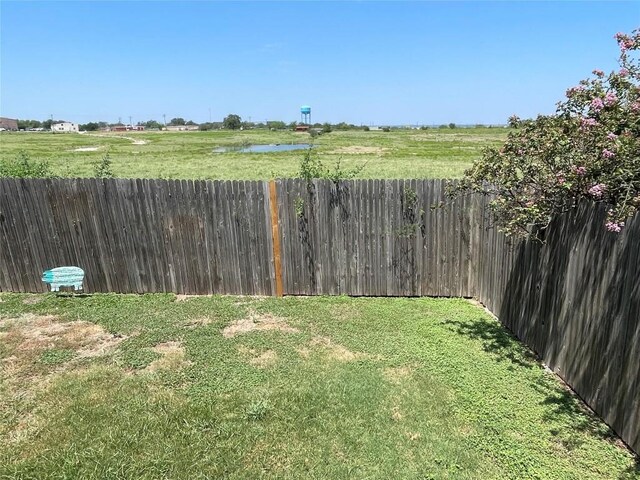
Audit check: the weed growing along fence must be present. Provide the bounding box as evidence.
[0,177,638,453]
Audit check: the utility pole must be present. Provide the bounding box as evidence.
[129,116,132,127]
[163,114,166,126]
[118,116,122,125]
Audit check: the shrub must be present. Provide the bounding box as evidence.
[0,151,52,178]
[452,29,640,237]
[94,152,114,178]
[298,149,366,186]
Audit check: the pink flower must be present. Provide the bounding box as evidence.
[574,166,587,176]
[604,92,618,107]
[631,102,640,113]
[566,85,585,97]
[580,117,598,128]
[590,98,604,112]
[525,200,535,208]
[556,173,566,184]
[619,68,629,77]
[602,149,615,159]
[606,132,618,141]
[592,69,605,77]
[606,221,624,233]
[588,183,606,198]
[615,33,634,51]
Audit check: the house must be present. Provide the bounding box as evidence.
[52,122,79,133]
[295,125,310,132]
[0,117,18,131]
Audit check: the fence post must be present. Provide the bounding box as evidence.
[268,180,284,297]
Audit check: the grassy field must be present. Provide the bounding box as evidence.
[0,128,508,180]
[0,293,636,479]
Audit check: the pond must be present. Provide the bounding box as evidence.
[213,143,312,153]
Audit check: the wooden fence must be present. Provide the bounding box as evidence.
[0,178,479,297]
[474,201,640,454]
[0,178,276,295]
[0,177,638,453]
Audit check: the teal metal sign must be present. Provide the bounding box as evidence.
[42,266,85,292]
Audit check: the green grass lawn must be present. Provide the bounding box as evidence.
[0,293,636,479]
[0,128,507,180]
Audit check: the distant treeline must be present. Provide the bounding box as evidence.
[14,116,504,132]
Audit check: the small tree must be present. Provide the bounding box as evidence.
[94,152,114,178]
[142,120,163,130]
[451,30,640,237]
[223,114,242,130]
[298,149,366,186]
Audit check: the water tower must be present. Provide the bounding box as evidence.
[300,105,311,125]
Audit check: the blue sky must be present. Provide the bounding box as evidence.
[1,1,638,125]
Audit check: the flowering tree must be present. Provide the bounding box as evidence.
[453,30,639,237]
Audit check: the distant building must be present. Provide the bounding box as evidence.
[110,125,145,132]
[52,122,79,133]
[166,125,199,131]
[0,117,18,131]
[295,125,310,132]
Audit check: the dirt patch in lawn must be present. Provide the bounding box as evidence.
[146,341,191,372]
[222,309,299,338]
[391,405,404,422]
[332,146,388,155]
[329,303,361,322]
[309,336,367,362]
[237,345,278,368]
[0,314,126,400]
[1,314,124,365]
[383,366,413,384]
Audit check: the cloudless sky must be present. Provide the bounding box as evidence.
[1,1,638,125]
